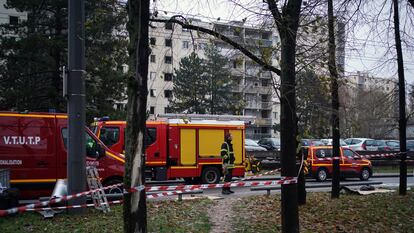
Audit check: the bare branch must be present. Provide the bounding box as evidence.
[150,15,281,76]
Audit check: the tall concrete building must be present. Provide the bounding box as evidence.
[145,18,280,139]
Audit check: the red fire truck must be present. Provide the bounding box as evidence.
[91,114,251,184]
[0,112,125,199]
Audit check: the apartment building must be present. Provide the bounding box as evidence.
[0,0,27,34]
[145,18,280,139]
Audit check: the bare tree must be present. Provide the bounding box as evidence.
[124,0,149,232]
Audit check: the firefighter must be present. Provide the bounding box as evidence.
[221,133,235,195]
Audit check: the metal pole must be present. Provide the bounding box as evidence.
[67,0,86,213]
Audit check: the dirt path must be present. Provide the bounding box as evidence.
[207,197,238,233]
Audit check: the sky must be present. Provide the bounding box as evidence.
[153,0,414,83]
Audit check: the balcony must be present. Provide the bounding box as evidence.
[261,102,272,110]
[245,38,273,48]
[255,118,273,126]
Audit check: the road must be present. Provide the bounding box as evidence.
[174,174,414,200]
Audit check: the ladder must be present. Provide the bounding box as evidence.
[86,166,110,213]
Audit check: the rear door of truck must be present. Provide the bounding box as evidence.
[0,113,57,193]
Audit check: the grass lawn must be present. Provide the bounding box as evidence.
[0,198,213,233]
[233,191,414,233]
[373,165,414,174]
[2,191,414,232]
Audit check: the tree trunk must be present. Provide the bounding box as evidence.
[123,0,149,232]
[267,0,302,232]
[393,0,407,196]
[327,0,341,198]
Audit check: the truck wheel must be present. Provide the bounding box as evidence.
[316,168,328,182]
[360,168,371,181]
[104,179,123,194]
[201,167,221,184]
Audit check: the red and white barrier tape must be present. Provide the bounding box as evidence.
[0,177,298,217]
[0,183,124,217]
[147,189,202,199]
[145,176,297,192]
[25,200,123,212]
[353,153,400,159]
[312,152,401,162]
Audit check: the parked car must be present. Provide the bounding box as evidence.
[245,139,267,152]
[258,138,280,151]
[306,146,372,182]
[344,138,375,151]
[407,140,414,151]
[382,140,399,151]
[320,139,348,146]
[301,139,324,147]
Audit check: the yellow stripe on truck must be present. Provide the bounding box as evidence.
[0,113,56,118]
[11,179,57,183]
[106,151,125,163]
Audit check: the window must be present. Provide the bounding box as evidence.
[150,55,156,63]
[165,22,173,30]
[233,60,238,68]
[99,127,120,147]
[164,107,172,114]
[274,112,278,119]
[261,110,269,118]
[150,106,155,114]
[315,149,333,158]
[365,140,375,146]
[164,56,172,64]
[144,128,157,148]
[9,16,18,26]
[150,37,156,45]
[164,73,173,81]
[343,149,355,158]
[150,72,156,80]
[164,90,173,98]
[262,79,269,87]
[61,128,100,158]
[150,89,156,97]
[165,39,172,47]
[198,43,207,50]
[182,41,189,49]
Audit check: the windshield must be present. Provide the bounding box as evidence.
[376,140,386,146]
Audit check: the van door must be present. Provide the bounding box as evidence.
[58,127,109,178]
[342,148,360,176]
[0,115,57,194]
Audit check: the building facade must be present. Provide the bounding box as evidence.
[0,0,27,34]
[143,18,280,139]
